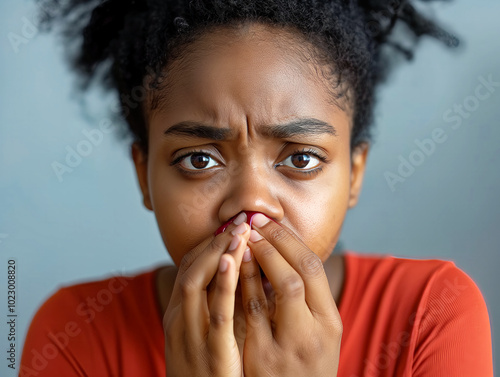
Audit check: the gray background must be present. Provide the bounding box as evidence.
[1,0,498,375]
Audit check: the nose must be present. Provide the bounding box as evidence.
[217,161,284,232]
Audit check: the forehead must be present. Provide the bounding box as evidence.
[147,23,351,131]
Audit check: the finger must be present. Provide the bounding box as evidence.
[248,234,310,336]
[170,219,248,305]
[225,222,251,283]
[251,214,338,318]
[207,252,239,359]
[169,222,248,341]
[178,233,232,342]
[206,211,249,293]
[207,222,251,308]
[239,247,272,341]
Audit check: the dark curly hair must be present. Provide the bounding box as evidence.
[37,0,458,151]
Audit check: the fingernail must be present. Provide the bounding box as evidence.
[231,222,247,235]
[233,212,247,226]
[249,229,263,242]
[219,257,229,273]
[242,247,252,262]
[252,213,270,228]
[229,235,240,250]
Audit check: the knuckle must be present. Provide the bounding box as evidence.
[293,345,310,362]
[179,274,197,298]
[281,274,304,298]
[211,233,227,251]
[240,267,260,282]
[245,297,267,316]
[260,244,275,259]
[300,253,324,276]
[295,337,324,361]
[268,226,289,243]
[179,251,196,273]
[325,316,344,336]
[333,317,344,336]
[309,336,325,354]
[210,311,229,328]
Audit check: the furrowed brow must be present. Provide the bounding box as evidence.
[260,118,337,139]
[163,118,336,141]
[163,121,235,141]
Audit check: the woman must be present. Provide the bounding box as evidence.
[20,0,493,376]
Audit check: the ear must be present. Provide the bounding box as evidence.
[348,142,369,209]
[131,142,153,211]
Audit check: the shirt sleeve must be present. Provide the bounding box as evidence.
[411,263,493,377]
[19,288,92,377]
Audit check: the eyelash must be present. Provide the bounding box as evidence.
[170,147,328,177]
[281,148,327,177]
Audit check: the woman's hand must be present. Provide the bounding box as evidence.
[240,214,342,377]
[164,216,251,377]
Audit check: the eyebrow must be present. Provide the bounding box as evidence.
[163,118,337,141]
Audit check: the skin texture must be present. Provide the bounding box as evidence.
[132,22,369,376]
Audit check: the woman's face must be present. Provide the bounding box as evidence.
[133,23,368,266]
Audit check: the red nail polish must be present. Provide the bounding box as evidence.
[214,211,275,235]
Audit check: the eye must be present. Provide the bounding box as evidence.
[276,148,326,171]
[171,147,328,176]
[172,151,220,171]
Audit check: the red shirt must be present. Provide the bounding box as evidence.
[19,252,493,376]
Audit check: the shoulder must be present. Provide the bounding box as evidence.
[342,251,493,376]
[20,267,164,376]
[34,268,157,324]
[344,251,455,280]
[344,251,488,314]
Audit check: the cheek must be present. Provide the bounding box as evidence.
[290,162,351,261]
[148,162,222,265]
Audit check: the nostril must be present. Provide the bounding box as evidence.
[214,211,275,235]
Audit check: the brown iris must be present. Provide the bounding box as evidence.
[191,153,210,169]
[291,154,310,168]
